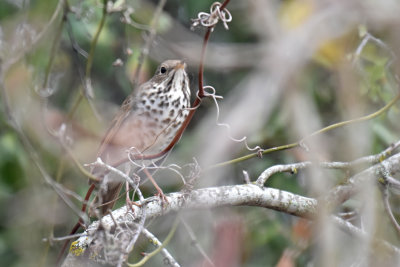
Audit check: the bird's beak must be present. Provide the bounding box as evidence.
[174,61,186,70]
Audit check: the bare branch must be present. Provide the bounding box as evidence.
[256,140,400,185]
[141,228,180,267]
[326,152,400,206]
[62,184,316,265]
[380,185,400,237]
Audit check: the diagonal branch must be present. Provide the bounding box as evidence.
[62,178,400,266]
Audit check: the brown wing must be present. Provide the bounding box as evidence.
[91,96,135,214]
[96,96,134,159]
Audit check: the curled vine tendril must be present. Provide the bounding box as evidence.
[191,2,232,31]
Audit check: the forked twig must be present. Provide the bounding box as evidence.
[256,140,400,185]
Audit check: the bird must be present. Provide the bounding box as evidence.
[91,59,191,214]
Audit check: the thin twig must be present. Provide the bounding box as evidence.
[127,217,180,267]
[131,0,167,87]
[54,133,99,182]
[64,0,109,123]
[139,228,180,267]
[88,157,137,188]
[121,188,146,266]
[85,0,108,97]
[181,218,215,266]
[2,0,65,72]
[42,10,65,92]
[211,92,400,169]
[386,175,400,192]
[256,140,400,185]
[39,6,69,266]
[380,185,400,237]
[46,233,84,243]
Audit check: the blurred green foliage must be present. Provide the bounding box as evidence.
[0,122,28,266]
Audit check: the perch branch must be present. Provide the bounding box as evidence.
[63,181,400,265]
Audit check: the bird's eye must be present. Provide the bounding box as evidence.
[160,66,167,74]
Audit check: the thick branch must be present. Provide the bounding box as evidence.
[62,185,316,266]
[84,184,315,231]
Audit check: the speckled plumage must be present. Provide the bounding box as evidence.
[94,60,191,213]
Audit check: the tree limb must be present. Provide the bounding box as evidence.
[62,151,400,266]
[62,184,316,266]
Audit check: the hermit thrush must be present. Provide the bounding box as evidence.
[93,59,191,214]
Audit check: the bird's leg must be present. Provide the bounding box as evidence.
[125,181,141,214]
[143,168,168,205]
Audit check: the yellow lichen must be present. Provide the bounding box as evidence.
[70,239,86,256]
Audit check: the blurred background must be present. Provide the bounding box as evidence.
[1,0,400,266]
